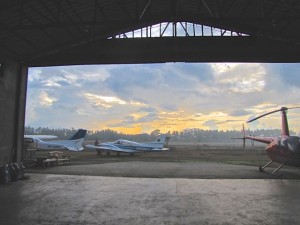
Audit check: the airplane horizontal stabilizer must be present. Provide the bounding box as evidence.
[150,147,169,151]
[67,146,78,151]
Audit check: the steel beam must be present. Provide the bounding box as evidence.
[27,36,300,67]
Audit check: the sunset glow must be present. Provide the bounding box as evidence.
[25,63,300,134]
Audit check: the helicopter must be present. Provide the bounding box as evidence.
[240,106,300,175]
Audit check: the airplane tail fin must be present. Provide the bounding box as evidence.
[65,129,87,151]
[149,135,169,148]
[154,135,166,144]
[69,129,87,140]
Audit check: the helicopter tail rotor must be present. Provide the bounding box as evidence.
[231,124,246,148]
[247,128,255,148]
[242,124,246,148]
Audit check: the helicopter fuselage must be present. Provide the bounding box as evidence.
[266,136,300,167]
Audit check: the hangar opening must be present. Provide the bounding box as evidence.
[2,1,300,224]
[21,62,300,178]
[1,0,300,178]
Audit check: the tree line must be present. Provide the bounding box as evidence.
[24,126,294,143]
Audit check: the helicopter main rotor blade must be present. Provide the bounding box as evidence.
[287,106,300,110]
[247,106,300,123]
[247,109,283,123]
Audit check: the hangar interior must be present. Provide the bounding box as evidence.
[1,0,300,169]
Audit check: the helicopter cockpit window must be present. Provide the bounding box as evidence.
[288,137,300,153]
[280,137,300,153]
[280,138,288,149]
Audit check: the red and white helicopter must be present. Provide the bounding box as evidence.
[241,106,300,175]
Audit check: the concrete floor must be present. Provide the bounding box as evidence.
[1,173,300,225]
[26,161,300,179]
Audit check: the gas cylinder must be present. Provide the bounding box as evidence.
[9,163,18,182]
[0,164,11,184]
[19,162,26,179]
[13,162,21,180]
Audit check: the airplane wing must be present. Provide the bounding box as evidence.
[85,144,139,153]
[24,135,58,140]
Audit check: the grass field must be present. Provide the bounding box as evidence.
[34,143,270,167]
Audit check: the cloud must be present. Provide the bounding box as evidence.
[108,115,135,127]
[108,112,158,128]
[159,103,178,111]
[203,120,218,130]
[25,63,300,133]
[136,112,158,123]
[211,63,266,93]
[39,91,57,107]
[84,93,126,108]
[264,64,300,88]
[138,107,156,113]
[83,92,147,110]
[229,109,250,117]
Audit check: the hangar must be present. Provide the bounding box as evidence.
[1,0,300,167]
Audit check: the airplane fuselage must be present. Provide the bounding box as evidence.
[86,136,169,154]
[101,140,164,152]
[37,141,67,150]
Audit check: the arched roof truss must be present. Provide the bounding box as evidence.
[0,0,300,66]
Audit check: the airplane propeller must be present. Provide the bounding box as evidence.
[247,106,300,123]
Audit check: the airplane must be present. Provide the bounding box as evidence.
[85,135,170,156]
[239,106,300,175]
[24,129,87,151]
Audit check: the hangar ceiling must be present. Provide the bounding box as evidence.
[1,0,300,66]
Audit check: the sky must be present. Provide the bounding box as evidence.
[25,63,300,134]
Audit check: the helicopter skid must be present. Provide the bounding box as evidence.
[257,161,285,176]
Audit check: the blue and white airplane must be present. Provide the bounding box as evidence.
[24,129,87,151]
[85,135,169,155]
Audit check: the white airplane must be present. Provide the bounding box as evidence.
[24,129,87,151]
[85,135,169,155]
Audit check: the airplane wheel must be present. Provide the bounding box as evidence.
[258,166,264,172]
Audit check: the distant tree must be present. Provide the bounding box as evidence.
[24,126,297,144]
[165,136,171,147]
[150,129,161,137]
